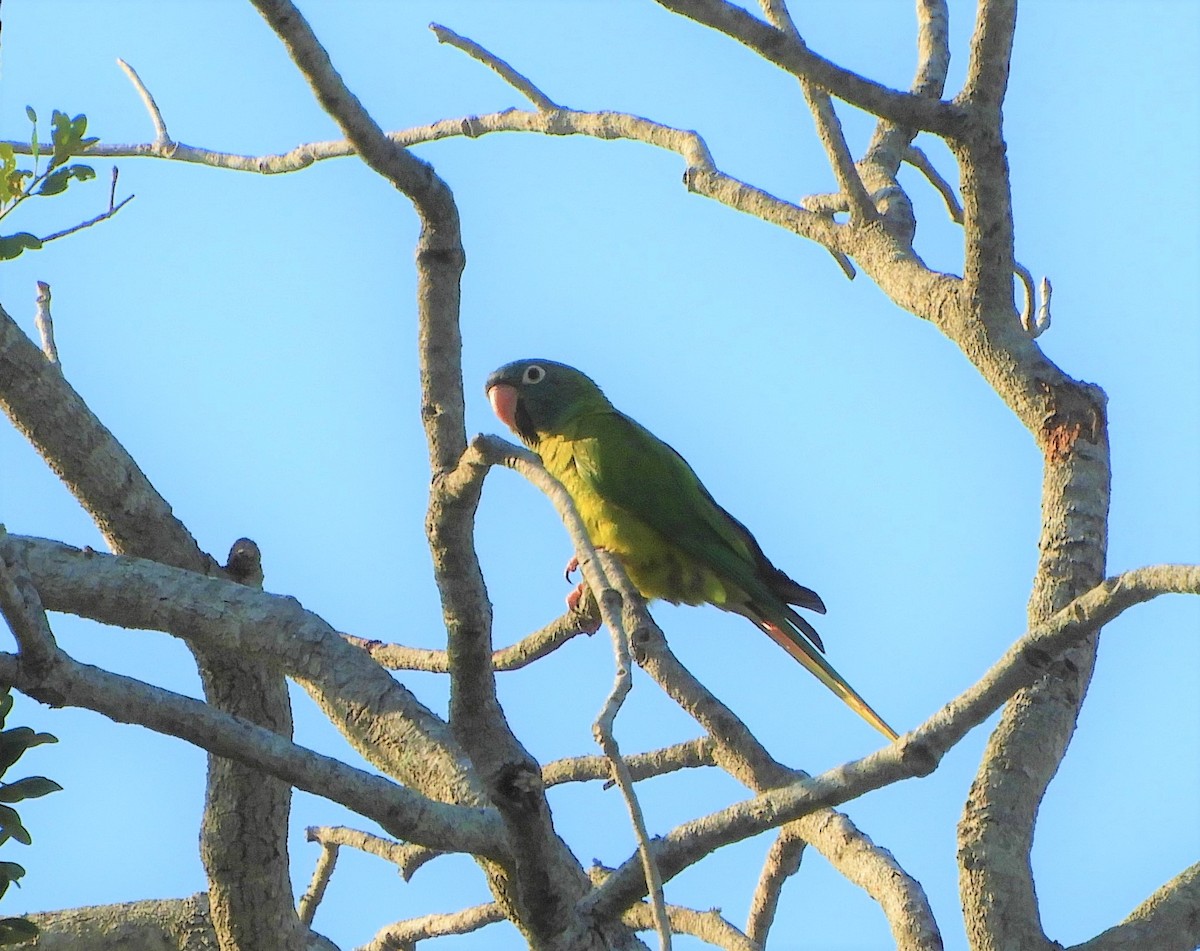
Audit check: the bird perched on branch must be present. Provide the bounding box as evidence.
[486,358,898,742]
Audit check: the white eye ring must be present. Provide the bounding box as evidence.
[522,365,546,385]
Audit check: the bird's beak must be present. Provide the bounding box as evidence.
[487,382,519,432]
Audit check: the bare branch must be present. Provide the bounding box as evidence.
[904,144,962,222]
[592,551,671,950]
[1072,862,1200,951]
[912,0,951,99]
[297,842,338,928]
[745,827,805,945]
[622,901,758,951]
[585,563,1200,916]
[481,433,939,945]
[655,0,964,136]
[960,0,1017,111]
[0,303,213,570]
[307,826,443,883]
[32,282,58,365]
[0,644,505,859]
[431,23,561,111]
[543,738,716,788]
[1014,265,1052,338]
[22,895,337,951]
[344,604,599,673]
[360,903,505,951]
[117,58,173,147]
[0,528,58,679]
[6,533,490,805]
[759,1,874,223]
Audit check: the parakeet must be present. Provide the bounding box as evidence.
[486,359,898,742]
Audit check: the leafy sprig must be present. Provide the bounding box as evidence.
[0,691,60,945]
[0,107,109,262]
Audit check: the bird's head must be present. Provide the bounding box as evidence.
[486,359,609,446]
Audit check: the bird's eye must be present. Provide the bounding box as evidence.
[522,365,546,385]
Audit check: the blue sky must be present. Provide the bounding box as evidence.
[1,2,1197,949]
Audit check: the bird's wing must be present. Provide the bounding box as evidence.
[569,411,777,599]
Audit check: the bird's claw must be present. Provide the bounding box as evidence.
[564,555,580,583]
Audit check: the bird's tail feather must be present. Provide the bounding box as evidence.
[761,620,899,742]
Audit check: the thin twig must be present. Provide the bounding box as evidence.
[1015,262,1051,338]
[297,841,339,927]
[622,901,758,951]
[431,23,561,112]
[583,562,1200,917]
[746,827,806,945]
[343,604,598,673]
[904,144,962,223]
[543,737,716,788]
[307,826,443,882]
[38,192,135,244]
[0,527,59,680]
[360,903,505,951]
[592,552,671,950]
[1035,276,1052,336]
[33,282,58,365]
[760,0,874,223]
[1015,261,1035,334]
[117,58,173,147]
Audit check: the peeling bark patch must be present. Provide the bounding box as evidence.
[1037,380,1107,464]
[1041,418,1086,464]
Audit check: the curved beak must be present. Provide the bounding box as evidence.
[487,381,519,432]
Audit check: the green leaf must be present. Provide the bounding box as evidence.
[0,729,58,776]
[35,164,96,197]
[24,107,36,124]
[2,170,32,207]
[0,917,39,944]
[0,806,30,847]
[0,862,23,901]
[0,863,25,884]
[0,778,61,804]
[49,111,95,169]
[0,233,43,262]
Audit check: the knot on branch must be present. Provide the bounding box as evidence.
[491,761,546,813]
[225,537,264,588]
[897,734,939,777]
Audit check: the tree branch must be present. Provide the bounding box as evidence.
[361,903,506,951]
[543,738,716,788]
[307,826,443,883]
[759,0,874,223]
[6,533,490,803]
[745,827,806,946]
[592,551,671,949]
[584,564,1200,917]
[480,435,939,947]
[297,841,338,928]
[343,603,599,673]
[960,0,1018,111]
[621,901,758,951]
[1071,862,1200,951]
[904,144,962,223]
[655,0,963,135]
[21,895,338,951]
[431,23,561,111]
[0,645,505,859]
[117,58,173,148]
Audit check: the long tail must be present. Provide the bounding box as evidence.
[761,620,899,742]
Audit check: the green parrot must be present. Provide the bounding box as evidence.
[486,359,898,742]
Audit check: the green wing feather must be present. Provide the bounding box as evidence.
[566,409,899,742]
[570,410,820,628]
